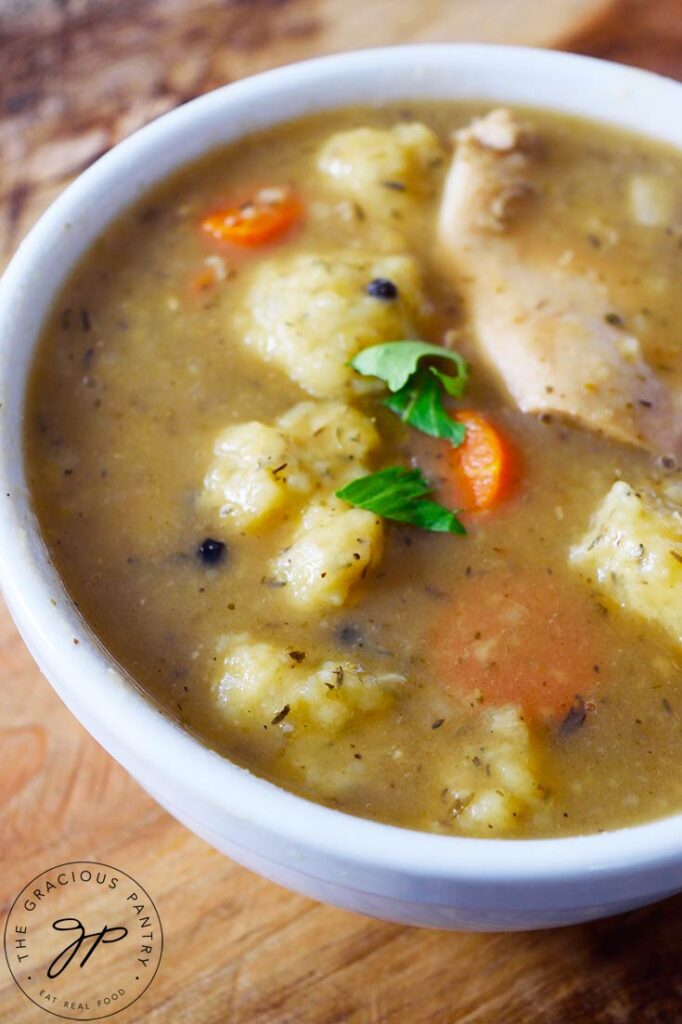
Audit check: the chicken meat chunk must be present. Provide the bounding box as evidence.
[438,108,681,460]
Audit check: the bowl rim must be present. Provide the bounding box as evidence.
[2,42,682,888]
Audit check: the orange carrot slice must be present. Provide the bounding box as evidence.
[200,188,302,248]
[427,570,607,721]
[449,410,519,512]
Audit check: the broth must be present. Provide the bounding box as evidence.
[26,102,682,837]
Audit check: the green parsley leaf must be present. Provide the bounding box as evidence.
[350,340,469,396]
[384,371,466,446]
[430,363,469,398]
[336,467,466,535]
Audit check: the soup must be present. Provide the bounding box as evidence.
[26,102,682,838]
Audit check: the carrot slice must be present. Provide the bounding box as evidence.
[449,410,519,512]
[415,410,520,515]
[427,571,607,721]
[200,188,302,247]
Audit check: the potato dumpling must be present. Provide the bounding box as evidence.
[270,498,383,610]
[213,634,402,732]
[238,250,424,398]
[277,400,379,486]
[571,480,682,646]
[628,173,682,228]
[443,705,542,835]
[201,421,309,531]
[201,401,378,531]
[318,123,444,207]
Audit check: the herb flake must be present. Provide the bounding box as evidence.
[271,704,291,725]
[559,695,588,737]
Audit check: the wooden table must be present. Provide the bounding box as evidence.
[2,3,681,1021]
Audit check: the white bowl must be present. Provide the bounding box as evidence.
[1,44,682,931]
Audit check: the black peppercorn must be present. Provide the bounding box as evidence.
[366,278,398,300]
[197,537,226,565]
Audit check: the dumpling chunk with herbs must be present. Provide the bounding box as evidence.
[201,421,308,531]
[318,123,444,209]
[213,634,402,732]
[201,401,378,531]
[270,497,383,609]
[237,250,425,398]
[570,481,682,646]
[443,705,544,836]
[276,400,379,486]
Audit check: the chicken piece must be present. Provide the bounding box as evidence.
[570,480,682,647]
[438,108,681,459]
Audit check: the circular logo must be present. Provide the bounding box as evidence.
[4,861,163,1020]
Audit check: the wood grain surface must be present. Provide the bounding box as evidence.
[2,2,682,1022]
